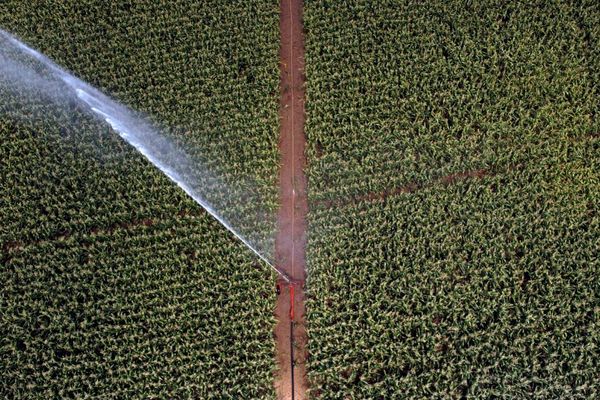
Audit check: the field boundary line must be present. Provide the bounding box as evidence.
[274,0,308,398]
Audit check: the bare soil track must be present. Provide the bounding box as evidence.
[274,0,308,398]
[311,164,526,210]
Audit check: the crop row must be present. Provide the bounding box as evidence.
[305,0,599,203]
[304,0,599,398]
[0,1,280,398]
[0,0,282,262]
[2,207,276,398]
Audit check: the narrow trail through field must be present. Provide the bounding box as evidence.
[274,0,308,398]
[311,163,527,210]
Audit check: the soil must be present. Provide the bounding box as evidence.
[274,0,308,398]
[311,167,499,210]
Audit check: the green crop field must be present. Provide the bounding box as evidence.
[2,0,600,399]
[0,1,280,398]
[304,0,599,398]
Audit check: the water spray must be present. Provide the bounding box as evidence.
[0,29,290,282]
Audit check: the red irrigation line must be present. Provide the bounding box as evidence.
[289,285,296,400]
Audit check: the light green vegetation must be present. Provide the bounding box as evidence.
[0,1,280,398]
[304,0,599,398]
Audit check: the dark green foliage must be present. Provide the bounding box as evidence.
[0,0,281,196]
[304,0,599,398]
[0,1,280,398]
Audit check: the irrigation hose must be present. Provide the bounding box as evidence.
[290,285,295,400]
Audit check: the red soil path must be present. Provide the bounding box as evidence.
[274,0,308,398]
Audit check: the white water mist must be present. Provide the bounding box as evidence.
[0,29,285,281]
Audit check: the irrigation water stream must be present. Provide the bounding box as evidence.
[0,29,289,283]
[1,16,308,397]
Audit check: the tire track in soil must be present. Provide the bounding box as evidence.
[274,0,308,399]
[310,163,527,210]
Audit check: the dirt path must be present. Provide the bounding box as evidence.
[274,0,308,398]
[310,164,527,210]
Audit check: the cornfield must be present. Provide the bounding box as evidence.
[304,0,599,398]
[1,0,599,398]
[0,0,280,398]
